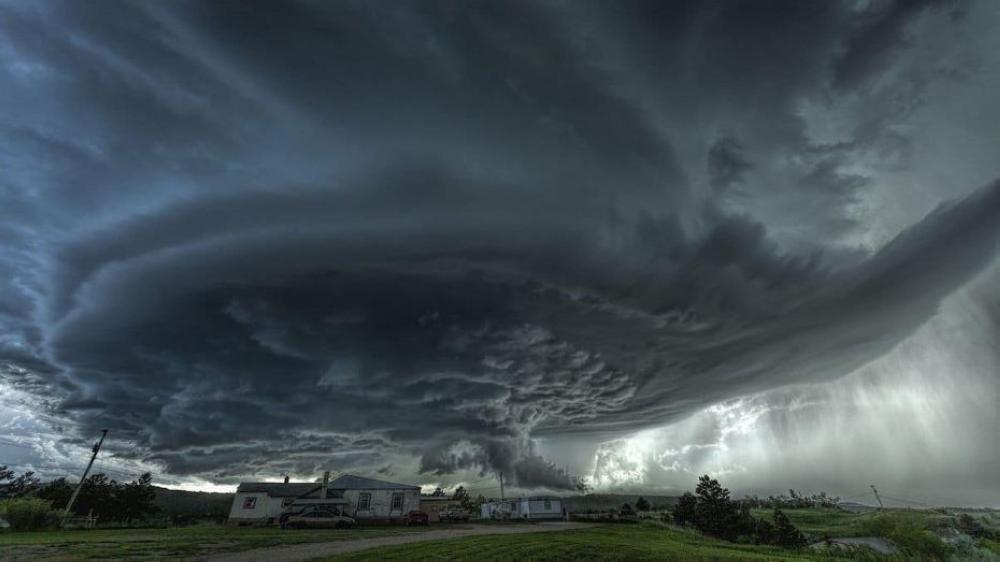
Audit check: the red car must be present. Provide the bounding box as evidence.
[404,510,429,526]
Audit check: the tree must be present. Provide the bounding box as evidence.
[673,492,696,526]
[635,496,651,511]
[35,478,74,510]
[431,487,446,497]
[117,473,158,522]
[772,508,807,547]
[694,475,740,540]
[0,467,41,499]
[754,518,775,545]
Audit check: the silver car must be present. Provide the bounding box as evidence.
[282,510,356,529]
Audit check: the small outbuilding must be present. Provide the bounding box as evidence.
[481,496,564,520]
[419,495,464,522]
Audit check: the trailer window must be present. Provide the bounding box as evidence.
[242,496,257,510]
[544,499,551,510]
[357,493,371,511]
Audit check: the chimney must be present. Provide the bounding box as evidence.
[321,471,330,499]
[284,475,289,484]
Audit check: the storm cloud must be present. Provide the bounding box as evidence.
[2,0,999,495]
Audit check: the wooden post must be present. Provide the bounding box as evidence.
[62,429,108,527]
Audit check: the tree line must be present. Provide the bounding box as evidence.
[741,489,840,509]
[1,465,158,528]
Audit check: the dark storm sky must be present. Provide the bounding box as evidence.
[1,0,998,498]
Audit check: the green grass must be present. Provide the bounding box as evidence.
[322,522,874,562]
[751,508,947,540]
[0,509,975,561]
[0,524,435,560]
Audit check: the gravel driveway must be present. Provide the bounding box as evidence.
[198,522,592,562]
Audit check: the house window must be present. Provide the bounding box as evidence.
[243,496,257,510]
[544,499,551,510]
[357,492,371,511]
[509,501,516,511]
[391,492,404,511]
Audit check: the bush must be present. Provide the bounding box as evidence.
[0,498,61,531]
[857,513,951,561]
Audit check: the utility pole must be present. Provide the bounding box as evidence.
[498,471,504,503]
[63,429,108,526]
[870,485,884,509]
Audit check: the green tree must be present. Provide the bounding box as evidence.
[635,496,651,511]
[772,508,807,547]
[0,467,41,499]
[118,473,158,522]
[694,475,740,540]
[673,492,696,526]
[754,518,775,545]
[35,478,74,510]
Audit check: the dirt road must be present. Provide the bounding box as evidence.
[199,521,592,562]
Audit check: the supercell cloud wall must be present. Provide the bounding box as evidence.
[1,0,999,498]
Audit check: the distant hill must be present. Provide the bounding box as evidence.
[152,486,233,520]
[561,493,679,512]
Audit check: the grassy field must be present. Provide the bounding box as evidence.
[324,522,867,562]
[0,524,435,560]
[2,508,995,561]
[751,507,948,538]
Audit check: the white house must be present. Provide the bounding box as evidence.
[480,496,564,520]
[228,482,345,525]
[228,474,421,525]
[330,474,421,522]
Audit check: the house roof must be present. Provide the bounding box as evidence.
[237,482,340,498]
[237,474,418,496]
[329,474,419,490]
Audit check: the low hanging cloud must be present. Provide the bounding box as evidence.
[1,0,999,492]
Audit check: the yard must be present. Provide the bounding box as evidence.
[0,524,436,560]
[324,509,997,562]
[2,508,996,561]
[323,523,858,561]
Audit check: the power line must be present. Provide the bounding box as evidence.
[879,488,953,507]
[879,494,934,508]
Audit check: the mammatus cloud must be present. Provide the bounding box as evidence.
[1,0,999,495]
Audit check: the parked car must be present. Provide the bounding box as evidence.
[282,510,356,529]
[404,510,429,526]
[439,508,471,522]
